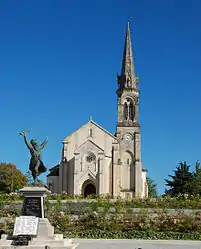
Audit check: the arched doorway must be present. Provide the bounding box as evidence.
[82,180,96,198]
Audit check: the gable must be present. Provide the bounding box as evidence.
[79,168,96,185]
[62,119,117,161]
[63,120,117,142]
[75,139,104,154]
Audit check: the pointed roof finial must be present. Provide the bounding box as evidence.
[90,115,92,121]
[127,14,132,24]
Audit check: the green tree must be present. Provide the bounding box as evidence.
[165,161,193,197]
[184,161,201,195]
[146,176,158,197]
[0,163,26,193]
[25,170,33,185]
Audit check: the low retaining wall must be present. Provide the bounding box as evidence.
[1,200,201,216]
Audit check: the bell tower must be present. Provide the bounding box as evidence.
[116,22,139,130]
[116,22,143,197]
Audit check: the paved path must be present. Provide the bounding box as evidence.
[73,239,201,249]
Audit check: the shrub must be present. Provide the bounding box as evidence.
[1,201,201,240]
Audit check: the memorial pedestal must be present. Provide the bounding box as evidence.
[20,186,50,218]
[0,186,79,249]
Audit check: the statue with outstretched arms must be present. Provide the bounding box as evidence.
[19,130,48,184]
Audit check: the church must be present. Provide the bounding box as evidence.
[47,23,148,198]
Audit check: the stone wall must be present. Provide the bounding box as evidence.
[1,200,201,217]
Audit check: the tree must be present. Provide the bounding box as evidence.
[184,161,201,195]
[0,163,26,193]
[165,161,193,197]
[25,170,33,185]
[146,176,158,197]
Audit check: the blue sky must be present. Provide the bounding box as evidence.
[0,0,201,194]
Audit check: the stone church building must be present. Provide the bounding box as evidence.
[47,23,148,198]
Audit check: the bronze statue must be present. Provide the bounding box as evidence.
[19,130,48,184]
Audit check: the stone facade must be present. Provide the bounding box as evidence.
[47,22,148,198]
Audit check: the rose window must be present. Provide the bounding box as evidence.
[85,152,96,163]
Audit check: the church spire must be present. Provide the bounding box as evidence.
[117,22,138,92]
[121,22,135,78]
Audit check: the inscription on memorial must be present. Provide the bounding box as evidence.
[22,197,42,218]
[13,216,39,236]
[12,235,32,246]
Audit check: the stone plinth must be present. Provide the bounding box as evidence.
[20,186,51,218]
[0,186,79,249]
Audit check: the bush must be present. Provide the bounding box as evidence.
[2,192,201,240]
[2,193,201,209]
[1,202,201,240]
[44,208,201,238]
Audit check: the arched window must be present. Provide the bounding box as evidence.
[89,128,93,137]
[123,98,135,121]
[129,101,134,121]
[123,102,128,120]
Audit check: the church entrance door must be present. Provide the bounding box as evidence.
[82,181,96,198]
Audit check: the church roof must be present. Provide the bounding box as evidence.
[47,164,60,177]
[63,119,118,142]
[90,120,118,140]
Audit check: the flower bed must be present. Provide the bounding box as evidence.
[1,193,201,240]
[47,209,201,239]
[1,205,201,240]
